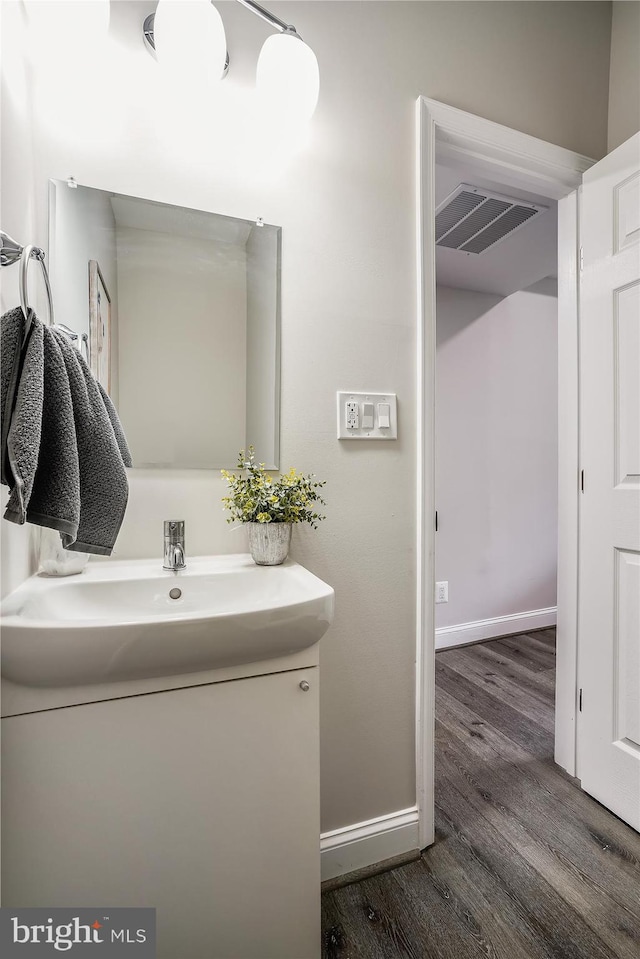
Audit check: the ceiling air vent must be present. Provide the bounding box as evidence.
[435,183,547,255]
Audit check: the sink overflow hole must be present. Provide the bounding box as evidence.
[169,588,182,600]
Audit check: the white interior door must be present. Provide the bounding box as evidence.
[578,133,640,830]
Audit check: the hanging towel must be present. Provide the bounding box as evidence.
[5,324,82,540]
[51,327,131,554]
[97,380,132,468]
[0,306,26,484]
[1,307,44,515]
[1,310,132,555]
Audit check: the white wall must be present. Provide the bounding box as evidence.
[0,0,612,833]
[608,1,640,151]
[435,285,558,640]
[116,226,247,469]
[246,225,280,467]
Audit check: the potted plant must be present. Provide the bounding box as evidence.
[222,448,326,565]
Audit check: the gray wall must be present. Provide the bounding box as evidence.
[50,183,118,347]
[1,1,612,834]
[608,1,640,150]
[246,226,280,466]
[116,226,247,468]
[435,285,558,633]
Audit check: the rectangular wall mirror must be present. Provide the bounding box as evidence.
[48,179,281,470]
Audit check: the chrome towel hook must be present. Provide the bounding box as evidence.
[20,243,55,328]
[1,229,56,349]
[0,230,54,326]
[1,230,92,364]
[0,231,23,267]
[56,322,90,365]
[1,231,55,329]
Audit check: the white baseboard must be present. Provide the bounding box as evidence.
[436,606,557,651]
[320,806,420,882]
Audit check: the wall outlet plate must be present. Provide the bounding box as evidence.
[337,392,397,440]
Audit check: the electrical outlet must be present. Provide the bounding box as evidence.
[346,401,359,430]
[436,581,448,604]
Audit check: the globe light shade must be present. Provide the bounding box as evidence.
[154,0,227,87]
[256,33,320,123]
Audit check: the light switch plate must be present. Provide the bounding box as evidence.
[337,392,398,440]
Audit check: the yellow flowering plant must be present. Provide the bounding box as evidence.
[222,448,326,528]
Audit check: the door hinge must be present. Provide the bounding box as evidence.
[579,246,584,272]
[435,511,438,532]
[579,688,583,712]
[580,469,584,492]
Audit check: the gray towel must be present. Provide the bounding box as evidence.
[1,306,25,485]
[97,380,132,468]
[6,325,82,540]
[51,327,131,553]
[2,310,132,555]
[1,308,44,515]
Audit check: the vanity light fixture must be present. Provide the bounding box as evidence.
[149,1,229,84]
[143,0,320,121]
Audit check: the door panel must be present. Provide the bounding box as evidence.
[615,172,640,251]
[614,282,640,487]
[615,548,640,748]
[579,133,640,831]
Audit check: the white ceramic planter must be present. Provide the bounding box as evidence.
[247,523,292,566]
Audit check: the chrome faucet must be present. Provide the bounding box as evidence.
[163,520,186,571]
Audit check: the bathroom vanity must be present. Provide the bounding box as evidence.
[1,556,334,959]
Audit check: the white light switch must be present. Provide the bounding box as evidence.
[377,403,391,429]
[337,392,397,440]
[362,402,374,429]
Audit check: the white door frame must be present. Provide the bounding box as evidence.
[415,97,594,848]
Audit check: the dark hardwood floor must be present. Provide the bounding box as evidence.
[322,629,640,959]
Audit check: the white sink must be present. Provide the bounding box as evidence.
[0,555,334,688]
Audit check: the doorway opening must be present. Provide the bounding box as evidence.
[434,159,559,654]
[416,97,593,848]
[433,152,561,852]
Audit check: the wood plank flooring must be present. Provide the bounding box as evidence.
[321,630,640,959]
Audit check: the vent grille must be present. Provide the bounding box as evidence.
[435,191,484,241]
[435,183,546,255]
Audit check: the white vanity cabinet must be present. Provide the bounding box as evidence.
[1,661,320,959]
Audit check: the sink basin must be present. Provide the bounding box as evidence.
[0,555,334,688]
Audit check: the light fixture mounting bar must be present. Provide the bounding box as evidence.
[235,0,300,37]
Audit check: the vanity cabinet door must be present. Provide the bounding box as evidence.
[1,667,320,959]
